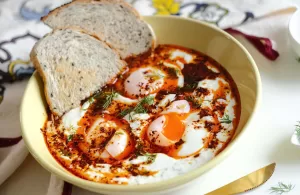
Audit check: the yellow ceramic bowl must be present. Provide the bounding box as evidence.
[21,16,261,195]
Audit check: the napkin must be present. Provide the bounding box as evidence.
[0,0,297,194]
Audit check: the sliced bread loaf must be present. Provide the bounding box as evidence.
[42,0,155,59]
[30,28,126,116]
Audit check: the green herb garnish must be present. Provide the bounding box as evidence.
[69,125,77,133]
[295,121,300,141]
[165,67,179,78]
[144,153,157,163]
[296,57,300,63]
[66,125,76,143]
[185,95,202,108]
[181,82,198,91]
[115,131,124,135]
[220,114,232,124]
[119,95,155,119]
[67,134,73,142]
[269,182,294,194]
[60,148,71,157]
[134,141,144,156]
[88,97,94,104]
[145,71,165,80]
[82,97,94,111]
[119,108,133,119]
[102,90,118,109]
[92,89,118,110]
[134,141,156,163]
[134,95,155,113]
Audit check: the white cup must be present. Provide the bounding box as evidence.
[288,9,300,57]
[291,133,300,147]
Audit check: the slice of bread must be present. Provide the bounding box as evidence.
[30,28,126,116]
[42,0,155,59]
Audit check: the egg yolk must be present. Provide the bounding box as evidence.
[161,113,185,142]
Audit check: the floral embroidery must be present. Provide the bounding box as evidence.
[152,0,180,15]
[242,11,255,24]
[0,33,39,82]
[178,3,228,26]
[8,59,33,81]
[0,33,40,104]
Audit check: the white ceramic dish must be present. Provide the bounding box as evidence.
[21,16,261,195]
[288,9,300,57]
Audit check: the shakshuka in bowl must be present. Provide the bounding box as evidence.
[21,16,261,195]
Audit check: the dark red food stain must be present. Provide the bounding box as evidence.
[182,62,219,84]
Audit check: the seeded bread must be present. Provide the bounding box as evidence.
[30,28,126,116]
[42,0,155,59]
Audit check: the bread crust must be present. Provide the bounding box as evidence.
[42,0,140,23]
[30,38,58,115]
[41,0,155,59]
[30,28,127,116]
[35,0,155,115]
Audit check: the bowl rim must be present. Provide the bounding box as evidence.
[21,15,261,193]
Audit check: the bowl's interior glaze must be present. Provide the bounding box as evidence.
[21,16,260,195]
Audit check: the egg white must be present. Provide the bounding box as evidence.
[197,78,226,91]
[105,129,129,158]
[177,112,210,157]
[163,62,184,87]
[170,50,194,63]
[124,67,165,97]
